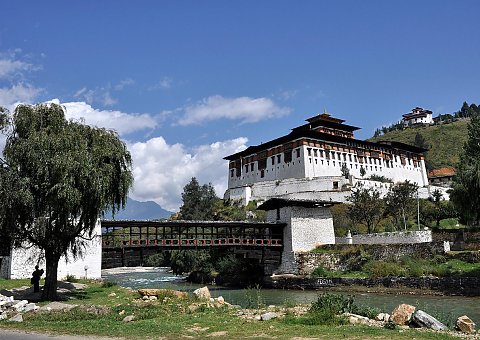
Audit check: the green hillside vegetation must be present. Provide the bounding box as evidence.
[369,119,469,170]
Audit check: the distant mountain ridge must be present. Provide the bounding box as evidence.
[368,119,469,170]
[104,197,173,220]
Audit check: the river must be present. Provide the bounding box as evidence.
[102,267,480,324]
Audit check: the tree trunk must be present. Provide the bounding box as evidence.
[42,249,60,301]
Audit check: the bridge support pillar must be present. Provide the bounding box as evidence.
[259,198,337,275]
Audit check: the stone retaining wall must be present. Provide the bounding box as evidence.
[266,276,480,296]
[336,230,432,245]
[295,242,448,275]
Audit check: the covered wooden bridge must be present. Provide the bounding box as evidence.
[101,220,285,268]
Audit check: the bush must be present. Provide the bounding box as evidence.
[101,281,117,288]
[66,274,79,283]
[312,266,334,277]
[310,293,355,315]
[363,261,406,277]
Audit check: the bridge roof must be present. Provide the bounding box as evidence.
[257,198,341,211]
[101,219,285,228]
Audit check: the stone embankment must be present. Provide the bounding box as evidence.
[266,275,480,296]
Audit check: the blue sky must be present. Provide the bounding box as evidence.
[1,1,479,211]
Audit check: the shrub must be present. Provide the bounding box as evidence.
[101,281,117,288]
[310,293,355,315]
[312,266,333,277]
[66,274,79,283]
[363,261,406,277]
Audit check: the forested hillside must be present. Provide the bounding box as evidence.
[369,119,469,170]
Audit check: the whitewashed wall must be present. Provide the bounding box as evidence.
[0,221,102,280]
[335,230,432,245]
[267,205,335,274]
[225,174,445,206]
[228,142,429,192]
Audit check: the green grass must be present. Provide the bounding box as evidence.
[369,119,469,169]
[0,280,458,339]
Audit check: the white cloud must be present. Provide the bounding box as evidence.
[48,99,157,135]
[74,86,117,107]
[114,78,135,91]
[0,59,34,80]
[128,137,247,211]
[177,95,291,125]
[0,83,43,109]
[149,77,173,90]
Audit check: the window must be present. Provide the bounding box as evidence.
[333,181,339,190]
[245,165,249,173]
[307,148,312,156]
[313,149,318,157]
[349,154,352,162]
[271,156,275,166]
[230,169,234,177]
[296,149,300,158]
[260,169,265,178]
[277,155,281,163]
[250,163,254,171]
[284,150,293,163]
[343,153,347,161]
[258,158,267,170]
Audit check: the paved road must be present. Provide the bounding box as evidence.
[0,329,120,340]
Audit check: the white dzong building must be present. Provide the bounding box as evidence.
[224,113,435,205]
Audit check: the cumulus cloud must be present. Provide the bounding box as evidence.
[177,95,290,125]
[0,83,43,109]
[128,136,247,211]
[0,51,43,109]
[0,59,34,80]
[48,99,157,135]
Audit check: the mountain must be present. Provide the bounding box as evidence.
[104,197,173,220]
[368,119,470,170]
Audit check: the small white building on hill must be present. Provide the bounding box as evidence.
[402,107,433,126]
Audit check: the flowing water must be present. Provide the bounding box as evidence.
[102,267,480,324]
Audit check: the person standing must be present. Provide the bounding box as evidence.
[31,265,44,293]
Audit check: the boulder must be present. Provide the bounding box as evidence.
[24,303,39,313]
[217,296,225,305]
[411,310,447,331]
[40,302,77,312]
[193,286,211,300]
[260,312,278,321]
[457,315,476,333]
[123,315,135,322]
[345,313,370,325]
[376,313,390,322]
[138,288,187,299]
[390,304,416,325]
[13,300,28,312]
[8,314,23,322]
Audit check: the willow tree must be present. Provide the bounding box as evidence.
[0,103,133,300]
[450,113,480,227]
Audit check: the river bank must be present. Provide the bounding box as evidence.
[0,278,472,339]
[101,267,480,324]
[265,275,480,296]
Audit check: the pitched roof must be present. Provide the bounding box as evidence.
[428,166,456,178]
